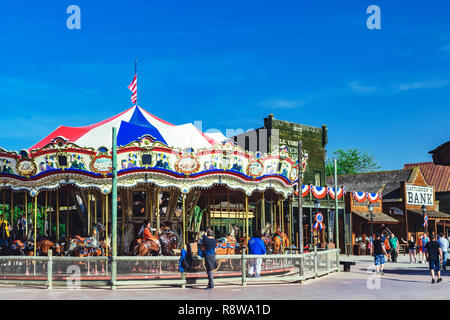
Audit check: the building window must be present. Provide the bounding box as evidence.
[245,136,250,151]
[315,172,321,186]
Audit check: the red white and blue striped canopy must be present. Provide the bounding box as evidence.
[29,106,226,151]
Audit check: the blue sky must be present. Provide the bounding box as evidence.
[0,0,449,170]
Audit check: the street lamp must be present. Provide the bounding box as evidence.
[421,204,427,234]
[367,203,374,242]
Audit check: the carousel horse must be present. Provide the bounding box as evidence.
[129,228,178,273]
[66,223,106,274]
[272,231,289,254]
[10,240,34,274]
[263,233,273,254]
[206,234,238,270]
[159,230,178,256]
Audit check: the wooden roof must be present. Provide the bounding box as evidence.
[408,209,450,221]
[327,169,413,200]
[429,141,450,166]
[352,209,399,224]
[404,162,450,192]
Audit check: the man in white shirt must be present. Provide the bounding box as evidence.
[438,233,449,270]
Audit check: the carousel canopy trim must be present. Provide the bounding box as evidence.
[0,136,296,197]
[29,106,227,152]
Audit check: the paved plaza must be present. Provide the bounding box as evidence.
[0,254,449,300]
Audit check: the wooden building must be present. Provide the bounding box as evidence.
[335,168,450,249]
[429,141,450,166]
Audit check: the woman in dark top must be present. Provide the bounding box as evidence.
[202,229,217,290]
[401,236,417,264]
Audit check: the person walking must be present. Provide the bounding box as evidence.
[425,233,443,283]
[420,233,429,264]
[201,228,217,290]
[371,233,387,275]
[247,230,266,278]
[401,236,417,263]
[438,233,448,270]
[382,234,391,262]
[388,233,399,263]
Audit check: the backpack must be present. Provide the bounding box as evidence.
[180,249,193,271]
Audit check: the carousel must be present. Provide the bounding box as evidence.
[0,105,301,265]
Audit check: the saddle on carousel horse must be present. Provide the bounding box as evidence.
[67,224,105,256]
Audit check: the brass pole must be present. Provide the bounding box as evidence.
[242,192,245,240]
[94,193,97,225]
[212,188,215,231]
[121,191,125,255]
[33,195,37,257]
[44,191,47,236]
[102,193,105,225]
[262,193,265,232]
[49,191,51,237]
[270,201,274,234]
[219,196,223,235]
[10,191,13,232]
[156,187,160,234]
[66,188,69,242]
[245,194,249,253]
[149,188,153,228]
[56,189,59,241]
[25,192,28,238]
[87,193,91,234]
[289,197,293,253]
[228,191,231,234]
[182,194,186,249]
[2,187,5,233]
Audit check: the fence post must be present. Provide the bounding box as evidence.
[47,250,53,290]
[181,271,186,289]
[111,256,116,290]
[336,248,341,272]
[241,253,247,286]
[326,246,331,274]
[314,246,318,279]
[298,253,304,283]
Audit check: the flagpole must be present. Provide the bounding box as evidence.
[135,59,137,106]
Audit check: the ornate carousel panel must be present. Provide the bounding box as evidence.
[0,136,298,198]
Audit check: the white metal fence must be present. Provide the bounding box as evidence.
[0,248,340,289]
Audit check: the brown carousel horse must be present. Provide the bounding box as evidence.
[130,229,178,272]
[272,231,289,254]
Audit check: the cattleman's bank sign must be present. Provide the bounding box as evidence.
[406,184,434,206]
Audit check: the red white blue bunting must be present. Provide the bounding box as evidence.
[327,187,344,200]
[293,183,311,197]
[353,192,367,203]
[311,185,327,199]
[367,193,382,203]
[301,184,311,197]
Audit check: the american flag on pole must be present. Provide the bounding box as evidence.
[128,74,137,105]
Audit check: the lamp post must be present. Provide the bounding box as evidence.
[422,204,427,234]
[367,203,374,243]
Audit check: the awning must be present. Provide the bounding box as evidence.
[352,210,399,224]
[408,209,450,221]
